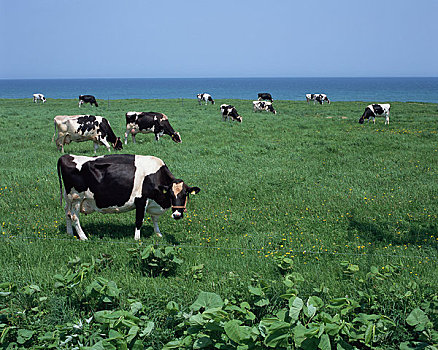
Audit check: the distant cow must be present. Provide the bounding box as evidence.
[79,95,98,107]
[258,93,273,102]
[359,104,391,125]
[57,154,200,240]
[197,93,215,105]
[53,115,123,153]
[33,93,46,103]
[253,101,277,114]
[220,104,242,123]
[124,112,182,144]
[306,94,330,104]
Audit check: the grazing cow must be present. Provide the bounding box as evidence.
[79,95,98,107]
[359,104,391,125]
[57,154,200,240]
[258,93,273,102]
[33,93,46,103]
[197,93,215,105]
[53,115,123,153]
[253,101,277,114]
[124,112,182,144]
[306,93,330,104]
[220,104,242,123]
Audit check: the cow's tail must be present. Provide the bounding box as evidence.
[52,119,57,142]
[57,158,63,206]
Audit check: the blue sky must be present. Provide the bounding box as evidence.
[1,0,437,78]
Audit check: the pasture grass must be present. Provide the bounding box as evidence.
[0,98,437,345]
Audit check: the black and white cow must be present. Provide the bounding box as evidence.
[197,93,215,105]
[253,101,277,114]
[258,93,273,102]
[220,104,242,123]
[306,93,330,104]
[79,95,98,107]
[359,104,391,125]
[124,112,182,144]
[57,154,200,240]
[33,93,46,103]
[53,115,123,153]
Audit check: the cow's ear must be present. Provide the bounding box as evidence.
[158,185,169,194]
[188,186,201,195]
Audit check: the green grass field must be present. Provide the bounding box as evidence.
[0,98,437,348]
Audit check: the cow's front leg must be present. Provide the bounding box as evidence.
[151,215,162,237]
[132,134,136,144]
[385,116,389,125]
[93,142,99,154]
[134,198,146,240]
[99,138,111,152]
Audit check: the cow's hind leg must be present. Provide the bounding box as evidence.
[151,216,162,237]
[64,196,74,236]
[70,202,88,240]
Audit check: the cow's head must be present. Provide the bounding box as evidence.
[159,180,200,220]
[267,104,277,114]
[235,115,243,123]
[171,132,182,143]
[358,116,365,124]
[113,137,123,150]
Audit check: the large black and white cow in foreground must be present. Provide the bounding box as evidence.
[197,93,215,105]
[258,93,273,102]
[124,112,182,144]
[33,93,46,103]
[220,104,242,122]
[253,101,277,114]
[53,115,123,153]
[306,94,330,104]
[359,104,391,125]
[79,95,98,107]
[57,154,201,240]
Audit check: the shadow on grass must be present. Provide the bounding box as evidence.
[347,216,437,251]
[57,223,180,245]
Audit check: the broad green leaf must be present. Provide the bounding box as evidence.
[190,291,224,311]
[17,329,35,344]
[289,297,304,321]
[255,298,270,307]
[193,336,212,349]
[224,320,251,344]
[248,285,263,296]
[364,323,374,345]
[130,301,143,315]
[140,321,154,337]
[406,308,429,329]
[319,334,331,350]
[126,326,139,343]
[264,321,291,348]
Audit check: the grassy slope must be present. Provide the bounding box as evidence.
[0,98,437,327]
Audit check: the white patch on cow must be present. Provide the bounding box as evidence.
[71,155,105,171]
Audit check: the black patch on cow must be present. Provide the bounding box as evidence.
[98,118,119,144]
[79,95,98,107]
[140,165,175,209]
[258,93,273,102]
[58,154,137,208]
[76,115,98,134]
[267,104,275,113]
[372,104,384,115]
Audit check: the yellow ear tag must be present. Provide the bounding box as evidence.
[191,190,197,195]
[162,189,167,194]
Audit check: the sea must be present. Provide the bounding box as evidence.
[0,77,437,103]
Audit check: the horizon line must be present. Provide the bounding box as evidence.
[1,76,438,80]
